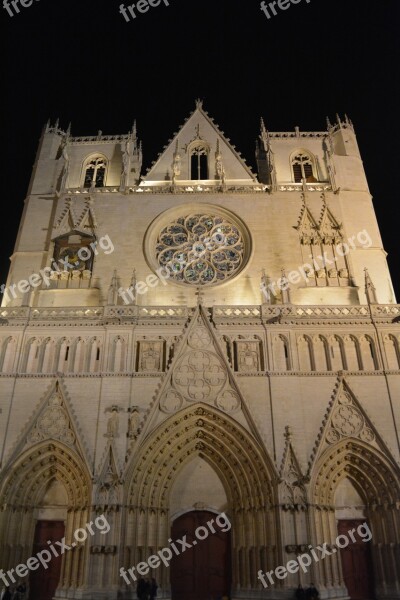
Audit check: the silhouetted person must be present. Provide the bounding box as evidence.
[137,579,147,600]
[296,585,306,600]
[306,583,319,600]
[150,578,158,600]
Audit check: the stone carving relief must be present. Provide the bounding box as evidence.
[29,388,76,446]
[173,349,226,401]
[160,390,184,414]
[236,341,261,373]
[216,390,240,412]
[127,406,140,439]
[96,445,121,508]
[105,406,122,439]
[326,389,375,445]
[280,427,307,510]
[138,341,164,372]
[158,319,242,415]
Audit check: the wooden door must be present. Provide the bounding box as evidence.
[29,520,65,600]
[338,520,374,600]
[171,511,231,600]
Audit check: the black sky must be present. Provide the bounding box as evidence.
[2,0,399,299]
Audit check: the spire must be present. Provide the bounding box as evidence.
[107,270,119,306]
[326,116,332,130]
[261,269,273,304]
[66,122,72,137]
[260,117,267,135]
[129,269,137,305]
[195,98,203,109]
[280,269,291,304]
[260,118,270,147]
[364,268,378,304]
[215,139,225,184]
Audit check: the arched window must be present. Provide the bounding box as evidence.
[291,151,316,183]
[190,144,209,180]
[275,335,291,371]
[82,156,107,188]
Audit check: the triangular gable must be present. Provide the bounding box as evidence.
[55,198,78,233]
[95,442,122,507]
[295,201,320,244]
[307,376,395,475]
[279,427,307,508]
[142,101,258,185]
[137,303,266,447]
[4,378,92,471]
[318,204,342,244]
[76,198,98,233]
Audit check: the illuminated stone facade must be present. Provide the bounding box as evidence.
[0,102,399,600]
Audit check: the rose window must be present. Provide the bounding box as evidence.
[155,214,245,285]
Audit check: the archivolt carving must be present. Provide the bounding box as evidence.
[312,441,400,508]
[0,442,91,510]
[156,316,243,415]
[29,389,76,446]
[308,377,387,472]
[126,405,276,511]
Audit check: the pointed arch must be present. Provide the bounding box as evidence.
[71,337,86,373]
[290,148,317,183]
[274,334,291,371]
[0,440,91,509]
[123,404,278,592]
[0,336,17,373]
[54,337,71,372]
[315,335,332,371]
[86,336,102,372]
[40,337,55,373]
[0,441,92,590]
[22,337,40,373]
[344,335,363,371]
[126,404,276,510]
[312,440,400,508]
[109,336,127,372]
[310,440,400,595]
[298,335,315,371]
[361,335,379,371]
[384,334,400,369]
[330,335,347,371]
[81,153,108,188]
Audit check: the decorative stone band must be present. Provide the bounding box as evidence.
[0,304,399,324]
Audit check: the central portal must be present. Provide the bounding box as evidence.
[170,510,231,600]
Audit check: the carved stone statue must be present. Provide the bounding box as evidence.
[172,141,181,184]
[122,140,131,175]
[215,141,225,184]
[106,407,119,438]
[60,143,70,190]
[128,407,140,438]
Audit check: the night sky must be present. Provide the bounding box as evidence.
[2,0,399,299]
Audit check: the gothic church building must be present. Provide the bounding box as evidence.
[0,101,399,600]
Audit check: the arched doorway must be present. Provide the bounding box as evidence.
[29,479,68,600]
[0,442,91,600]
[311,440,400,598]
[124,405,277,597]
[335,479,374,600]
[171,510,231,600]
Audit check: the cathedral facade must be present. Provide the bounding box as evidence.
[0,101,399,600]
